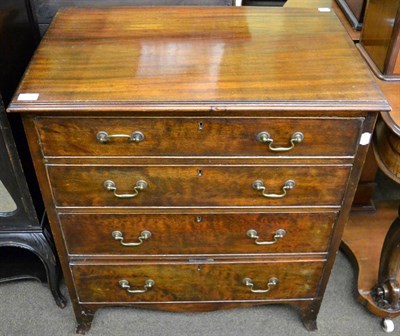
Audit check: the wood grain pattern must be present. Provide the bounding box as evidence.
[284,0,332,8]
[32,0,234,25]
[47,165,351,207]
[360,0,400,76]
[8,7,389,112]
[71,260,324,303]
[373,81,400,183]
[34,116,362,157]
[60,212,337,255]
[10,7,387,332]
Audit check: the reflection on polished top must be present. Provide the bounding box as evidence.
[10,7,389,112]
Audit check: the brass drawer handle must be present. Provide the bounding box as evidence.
[243,277,279,293]
[247,229,286,245]
[256,131,304,152]
[119,279,155,294]
[112,230,152,246]
[252,179,295,198]
[96,131,144,143]
[103,180,147,198]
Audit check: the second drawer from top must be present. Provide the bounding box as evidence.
[47,165,351,207]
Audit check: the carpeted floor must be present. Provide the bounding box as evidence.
[0,250,397,336]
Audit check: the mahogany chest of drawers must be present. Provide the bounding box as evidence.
[8,7,389,334]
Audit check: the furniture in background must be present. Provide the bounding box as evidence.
[242,1,287,6]
[334,0,367,30]
[0,0,65,307]
[340,0,400,332]
[8,7,388,333]
[356,0,400,81]
[29,0,235,36]
[342,80,400,333]
[0,97,66,308]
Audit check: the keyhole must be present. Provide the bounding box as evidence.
[196,216,202,223]
[197,265,203,271]
[197,169,203,177]
[198,122,204,130]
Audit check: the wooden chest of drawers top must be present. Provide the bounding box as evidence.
[8,7,388,113]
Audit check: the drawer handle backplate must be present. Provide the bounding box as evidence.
[247,229,286,245]
[252,179,295,198]
[103,179,147,198]
[112,230,152,246]
[256,131,304,152]
[96,130,144,143]
[119,279,155,294]
[243,277,279,293]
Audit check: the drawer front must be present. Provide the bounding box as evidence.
[71,260,324,303]
[60,212,337,255]
[48,165,350,207]
[35,117,362,157]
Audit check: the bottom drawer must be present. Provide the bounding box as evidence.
[71,260,324,303]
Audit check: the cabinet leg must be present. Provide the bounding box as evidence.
[372,212,400,311]
[50,283,67,309]
[75,308,96,335]
[45,256,66,308]
[33,232,67,308]
[295,301,320,331]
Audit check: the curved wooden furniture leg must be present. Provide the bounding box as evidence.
[0,232,66,308]
[372,211,400,311]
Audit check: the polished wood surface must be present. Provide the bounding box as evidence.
[285,1,362,41]
[31,0,234,35]
[285,0,332,7]
[34,116,362,157]
[10,7,387,333]
[374,81,400,183]
[9,7,388,112]
[60,212,336,255]
[342,202,400,319]
[359,0,400,78]
[377,81,400,135]
[71,260,324,303]
[47,165,350,207]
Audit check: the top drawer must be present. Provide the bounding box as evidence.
[34,117,362,157]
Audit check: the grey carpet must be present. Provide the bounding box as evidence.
[0,251,396,336]
[0,180,17,214]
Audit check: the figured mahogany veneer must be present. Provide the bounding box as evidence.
[60,212,337,256]
[47,165,351,207]
[8,7,389,334]
[34,117,362,157]
[71,260,325,303]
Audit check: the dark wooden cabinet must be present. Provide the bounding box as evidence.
[9,7,389,334]
[357,0,400,79]
[0,96,65,307]
[0,0,64,307]
[335,0,367,30]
